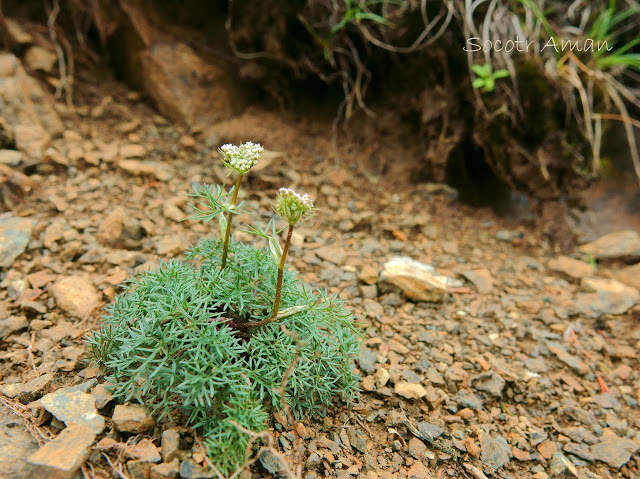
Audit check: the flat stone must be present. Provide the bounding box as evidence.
[359,264,379,285]
[416,422,444,442]
[50,275,100,319]
[0,315,28,338]
[0,373,53,403]
[150,458,179,479]
[549,452,579,477]
[394,381,427,399]
[610,263,640,290]
[0,215,33,267]
[548,256,594,279]
[112,404,155,434]
[408,437,428,460]
[119,143,146,158]
[537,440,557,460]
[27,425,96,479]
[0,149,23,165]
[119,159,173,181]
[591,430,640,468]
[471,371,505,397]
[40,390,104,434]
[578,230,640,259]
[91,384,114,409]
[315,245,345,265]
[381,256,463,303]
[547,343,589,375]
[407,461,434,479]
[480,432,511,470]
[577,277,639,315]
[0,406,39,479]
[563,442,594,461]
[179,458,214,478]
[127,438,161,463]
[127,459,152,479]
[461,269,494,294]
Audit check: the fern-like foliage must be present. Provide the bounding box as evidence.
[88,240,361,475]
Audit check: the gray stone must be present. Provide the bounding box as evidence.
[591,430,640,468]
[455,390,483,411]
[549,452,579,477]
[480,432,511,469]
[0,215,33,268]
[162,428,180,462]
[179,458,214,478]
[358,347,377,374]
[416,422,444,443]
[575,277,639,316]
[471,371,506,397]
[151,459,180,479]
[40,390,104,434]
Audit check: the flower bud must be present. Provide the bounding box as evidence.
[273,187,315,225]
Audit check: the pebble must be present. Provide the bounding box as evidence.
[408,437,428,460]
[118,159,173,181]
[112,404,155,434]
[27,425,96,478]
[179,459,214,479]
[40,390,105,434]
[609,262,640,290]
[394,381,427,399]
[0,215,33,268]
[537,439,557,459]
[470,371,505,397]
[315,245,345,265]
[150,458,180,479]
[127,438,161,463]
[359,264,379,285]
[119,143,146,158]
[0,315,28,338]
[50,275,100,318]
[578,277,639,315]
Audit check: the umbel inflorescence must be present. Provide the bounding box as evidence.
[88,142,361,475]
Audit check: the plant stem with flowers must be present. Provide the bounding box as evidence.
[218,142,264,269]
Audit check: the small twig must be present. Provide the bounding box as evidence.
[26,331,40,377]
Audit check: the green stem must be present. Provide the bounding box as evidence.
[271,224,293,320]
[242,224,294,330]
[220,173,243,269]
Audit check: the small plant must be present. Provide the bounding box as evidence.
[471,63,509,93]
[88,143,361,476]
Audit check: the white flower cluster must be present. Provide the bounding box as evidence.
[219,142,264,173]
[274,187,315,225]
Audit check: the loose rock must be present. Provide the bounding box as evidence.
[578,230,640,259]
[548,256,594,279]
[0,215,33,268]
[40,390,104,434]
[381,256,463,302]
[50,275,100,318]
[27,425,96,479]
[112,404,155,434]
[462,269,494,294]
[480,432,511,470]
[591,430,640,468]
[394,381,427,399]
